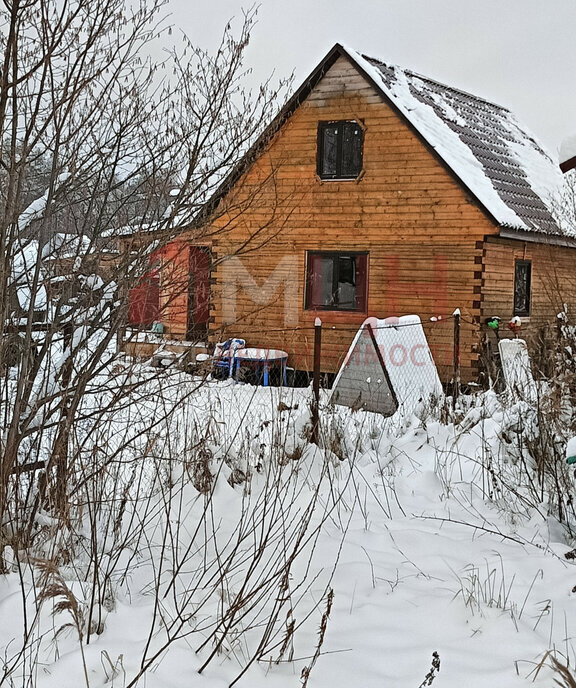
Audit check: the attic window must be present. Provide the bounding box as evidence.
[514,260,531,316]
[317,121,363,180]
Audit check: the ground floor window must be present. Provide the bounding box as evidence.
[306,251,368,311]
[514,259,531,316]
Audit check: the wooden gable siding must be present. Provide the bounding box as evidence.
[171,56,502,382]
[482,236,576,341]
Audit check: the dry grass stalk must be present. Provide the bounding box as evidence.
[418,651,441,688]
[300,588,334,688]
[549,654,576,688]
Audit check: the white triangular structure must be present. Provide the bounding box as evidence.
[332,315,442,419]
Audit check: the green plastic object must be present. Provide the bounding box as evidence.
[485,316,500,330]
[566,438,576,464]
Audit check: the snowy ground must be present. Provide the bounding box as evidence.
[1,359,576,688]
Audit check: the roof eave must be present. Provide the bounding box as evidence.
[498,226,576,249]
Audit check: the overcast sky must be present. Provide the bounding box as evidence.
[168,0,575,159]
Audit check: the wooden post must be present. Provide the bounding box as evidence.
[53,321,74,517]
[556,312,564,345]
[311,317,322,445]
[453,309,460,408]
[62,321,73,388]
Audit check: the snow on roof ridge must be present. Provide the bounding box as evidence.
[338,44,512,113]
[362,53,514,114]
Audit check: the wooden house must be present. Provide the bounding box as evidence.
[159,43,576,383]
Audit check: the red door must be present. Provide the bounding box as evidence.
[129,257,160,327]
[187,246,211,340]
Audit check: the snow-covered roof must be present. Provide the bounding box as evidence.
[18,172,72,233]
[100,223,151,239]
[340,45,567,236]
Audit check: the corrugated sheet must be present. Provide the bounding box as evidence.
[362,55,562,235]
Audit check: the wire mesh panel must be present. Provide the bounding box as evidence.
[420,314,459,384]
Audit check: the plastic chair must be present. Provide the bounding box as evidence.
[212,338,245,379]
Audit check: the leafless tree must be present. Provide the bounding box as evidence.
[0,3,348,687]
[0,0,289,522]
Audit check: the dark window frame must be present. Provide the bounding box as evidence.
[317,120,364,180]
[513,259,531,316]
[305,251,368,312]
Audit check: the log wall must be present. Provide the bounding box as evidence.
[166,56,509,382]
[482,236,576,347]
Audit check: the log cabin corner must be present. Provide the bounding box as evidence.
[156,43,576,384]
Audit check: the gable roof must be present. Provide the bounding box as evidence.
[200,43,573,242]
